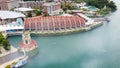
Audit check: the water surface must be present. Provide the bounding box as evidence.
[8,0,120,68]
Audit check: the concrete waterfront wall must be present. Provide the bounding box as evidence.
[30,22,103,36]
[6,21,103,36]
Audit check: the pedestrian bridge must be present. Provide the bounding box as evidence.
[0,11,25,32]
[0,25,24,31]
[0,17,24,32]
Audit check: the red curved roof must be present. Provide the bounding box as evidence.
[24,16,85,31]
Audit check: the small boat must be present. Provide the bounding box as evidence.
[105,17,110,22]
[13,56,28,68]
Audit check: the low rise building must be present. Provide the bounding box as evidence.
[43,2,61,15]
[19,1,44,8]
[0,0,19,10]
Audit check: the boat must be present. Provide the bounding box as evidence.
[13,56,28,68]
[105,17,110,22]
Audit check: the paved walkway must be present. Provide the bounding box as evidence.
[0,46,24,67]
[0,51,23,65]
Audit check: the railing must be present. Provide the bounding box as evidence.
[0,25,24,31]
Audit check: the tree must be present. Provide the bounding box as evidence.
[95,7,111,16]
[85,0,117,12]
[33,9,42,16]
[0,33,11,53]
[2,39,10,51]
[107,1,117,11]
[26,12,32,17]
[61,1,76,13]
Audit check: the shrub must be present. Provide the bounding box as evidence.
[5,64,11,68]
[12,62,17,65]
[27,12,32,17]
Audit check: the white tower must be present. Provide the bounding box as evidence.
[19,31,37,52]
[22,31,31,45]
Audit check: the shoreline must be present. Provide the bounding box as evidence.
[0,46,25,68]
[0,46,17,58]
[0,56,24,68]
[7,22,103,37]
[0,21,103,68]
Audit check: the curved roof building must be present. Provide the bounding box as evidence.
[24,16,86,31]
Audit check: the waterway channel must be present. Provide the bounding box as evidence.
[8,0,120,68]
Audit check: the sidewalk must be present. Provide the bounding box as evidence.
[0,56,24,68]
[0,46,17,58]
[0,46,24,68]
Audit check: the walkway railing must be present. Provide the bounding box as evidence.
[0,25,24,31]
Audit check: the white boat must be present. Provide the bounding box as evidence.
[13,56,28,68]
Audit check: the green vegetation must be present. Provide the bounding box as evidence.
[43,12,49,16]
[26,12,32,17]
[81,8,87,11]
[12,62,17,65]
[33,6,43,11]
[33,6,43,16]
[33,9,42,16]
[96,7,111,16]
[84,0,117,11]
[61,2,76,13]
[74,0,84,3]
[25,6,43,17]
[5,64,10,68]
[0,33,10,54]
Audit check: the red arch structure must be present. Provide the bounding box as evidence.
[24,16,86,31]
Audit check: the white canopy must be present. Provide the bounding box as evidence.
[14,7,34,12]
[0,11,25,19]
[0,25,24,31]
[61,14,73,16]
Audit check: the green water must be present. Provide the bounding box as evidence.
[8,0,120,68]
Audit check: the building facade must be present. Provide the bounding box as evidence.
[43,2,61,15]
[0,0,19,10]
[24,16,85,31]
[19,1,44,8]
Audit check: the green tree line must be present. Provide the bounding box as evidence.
[84,0,117,11]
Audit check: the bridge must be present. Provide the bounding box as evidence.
[0,11,25,32]
[0,25,24,31]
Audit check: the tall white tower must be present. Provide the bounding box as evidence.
[22,31,31,45]
[19,31,37,51]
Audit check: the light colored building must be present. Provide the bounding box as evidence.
[43,2,61,15]
[0,0,19,10]
[19,1,44,8]
[0,11,25,32]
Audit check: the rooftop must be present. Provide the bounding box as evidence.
[0,11,25,19]
[14,7,34,12]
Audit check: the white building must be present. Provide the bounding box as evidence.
[0,11,25,32]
